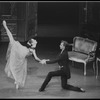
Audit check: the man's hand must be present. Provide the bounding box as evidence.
[40,59,50,64]
[40,59,46,64]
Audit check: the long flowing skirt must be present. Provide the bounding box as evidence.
[5,40,29,87]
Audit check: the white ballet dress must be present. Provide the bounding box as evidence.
[5,40,31,87]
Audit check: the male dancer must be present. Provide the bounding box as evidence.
[39,40,85,92]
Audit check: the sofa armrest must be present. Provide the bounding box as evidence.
[68,43,74,51]
[70,43,74,46]
[68,43,73,46]
[87,51,96,59]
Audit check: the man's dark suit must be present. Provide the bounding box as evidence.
[39,47,85,92]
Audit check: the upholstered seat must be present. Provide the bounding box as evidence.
[68,52,90,63]
[68,36,97,76]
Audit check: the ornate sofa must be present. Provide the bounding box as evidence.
[68,36,97,76]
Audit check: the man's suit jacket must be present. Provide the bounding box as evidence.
[46,49,71,79]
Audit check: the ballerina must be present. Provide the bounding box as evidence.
[3,20,42,89]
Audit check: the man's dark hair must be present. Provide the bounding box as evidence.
[61,40,70,51]
[61,40,69,47]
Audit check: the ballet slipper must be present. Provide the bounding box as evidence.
[14,81,19,89]
[16,84,19,89]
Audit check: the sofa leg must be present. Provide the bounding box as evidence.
[96,58,99,79]
[93,62,95,75]
[84,63,86,76]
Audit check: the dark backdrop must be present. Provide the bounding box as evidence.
[38,2,80,25]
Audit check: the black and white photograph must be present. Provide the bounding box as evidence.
[0,1,100,98]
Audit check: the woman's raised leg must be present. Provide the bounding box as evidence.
[3,20,14,43]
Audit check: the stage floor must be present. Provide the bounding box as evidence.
[0,40,100,99]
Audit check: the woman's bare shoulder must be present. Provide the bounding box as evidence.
[29,48,35,52]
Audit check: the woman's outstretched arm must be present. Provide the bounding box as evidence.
[29,48,41,62]
[3,20,14,43]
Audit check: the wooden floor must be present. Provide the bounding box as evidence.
[0,40,100,99]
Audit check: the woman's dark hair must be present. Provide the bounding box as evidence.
[27,39,33,48]
[28,39,33,45]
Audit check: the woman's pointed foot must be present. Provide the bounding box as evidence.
[16,84,19,89]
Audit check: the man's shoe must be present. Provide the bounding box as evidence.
[79,88,85,92]
[39,88,45,92]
